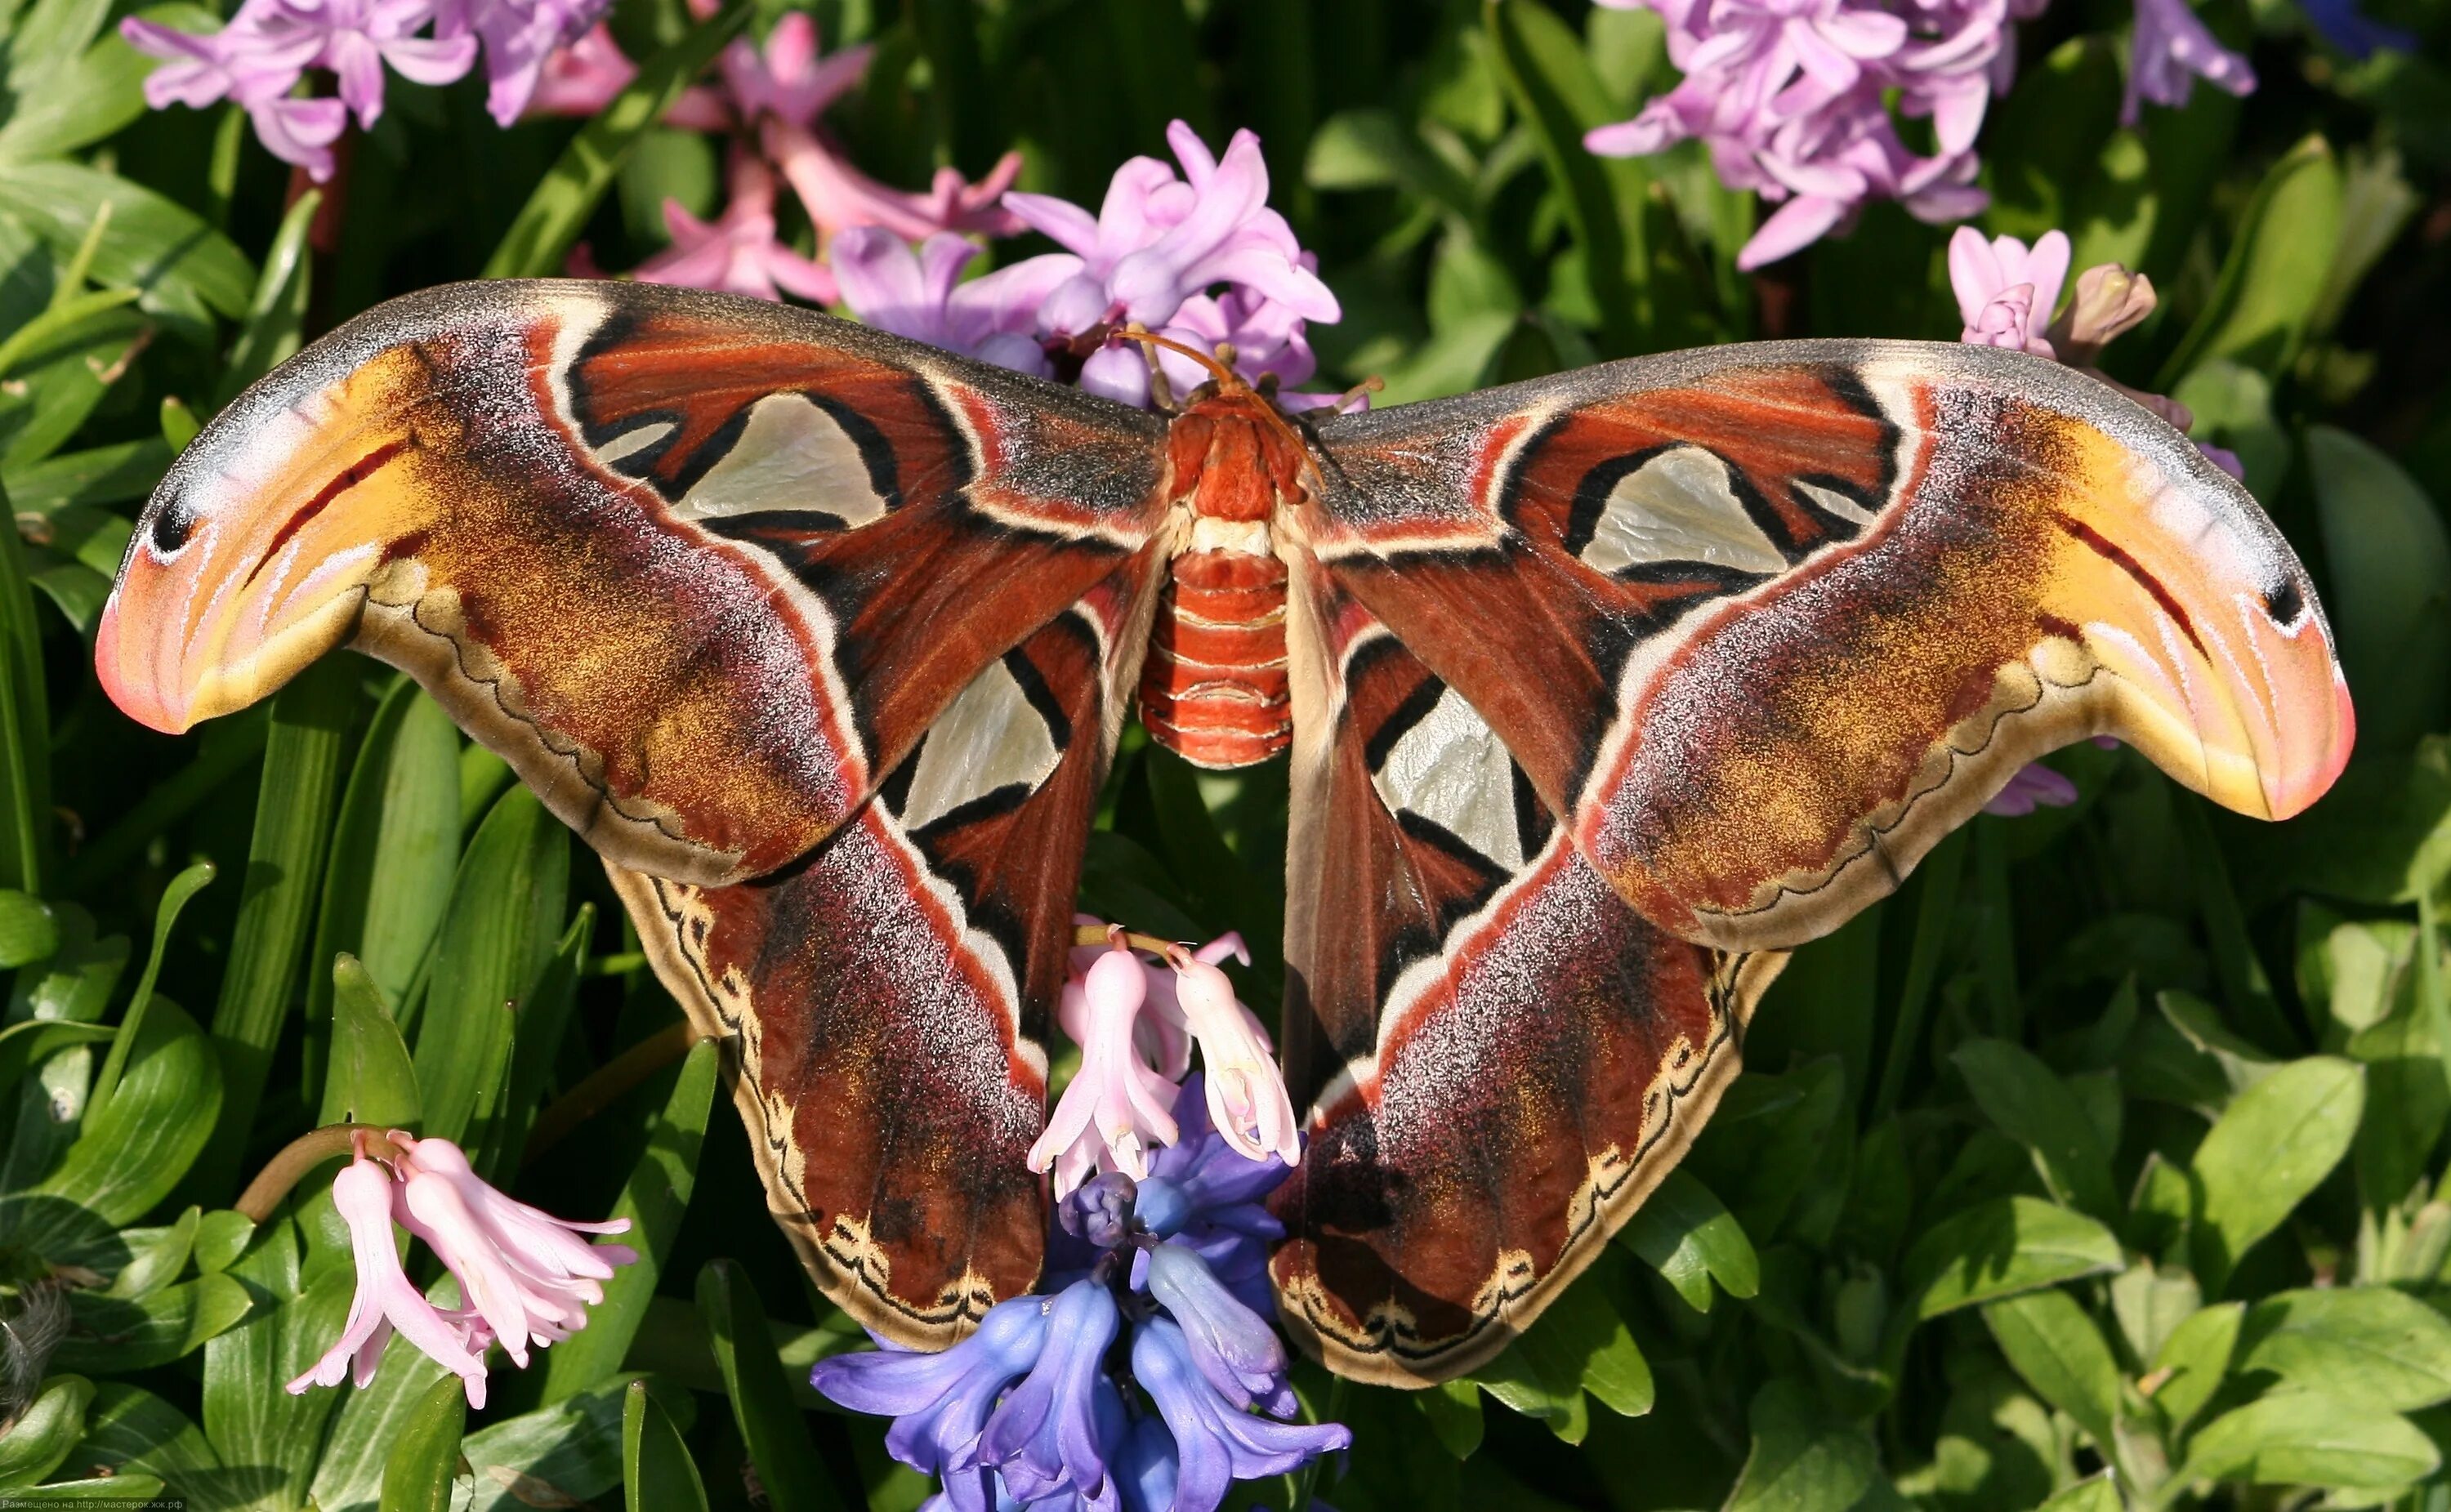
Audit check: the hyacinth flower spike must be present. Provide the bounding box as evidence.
[288,1155,492,1405]
[1151,939,1299,1171]
[276,1127,633,1409]
[1029,942,1182,1193]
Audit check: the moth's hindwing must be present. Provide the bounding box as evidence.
[1270,562,1787,1384]
[617,551,1161,1342]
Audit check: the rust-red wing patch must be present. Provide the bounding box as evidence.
[615,553,1159,1343]
[1275,568,1782,1384]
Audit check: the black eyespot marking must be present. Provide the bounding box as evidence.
[149,499,196,555]
[2266,577,2305,626]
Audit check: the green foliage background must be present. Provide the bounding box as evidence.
[0,0,2441,1506]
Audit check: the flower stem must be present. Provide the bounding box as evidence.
[520,1019,700,1166]
[234,1123,389,1222]
[1070,925,1180,957]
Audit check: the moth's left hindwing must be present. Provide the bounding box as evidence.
[100,279,1169,886]
[618,551,1162,1340]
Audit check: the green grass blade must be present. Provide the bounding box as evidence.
[212,187,318,408]
[622,1379,709,1512]
[87,858,214,1122]
[412,783,568,1146]
[481,2,749,280]
[0,475,49,895]
[377,1373,469,1512]
[195,655,359,1197]
[302,680,461,1099]
[538,1038,716,1404]
[695,1259,841,1512]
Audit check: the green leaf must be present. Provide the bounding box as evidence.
[694,1260,838,1512]
[414,783,568,1147]
[484,903,591,1180]
[1953,1037,2121,1220]
[1483,0,1702,354]
[0,10,173,159]
[376,1372,468,1512]
[537,1039,716,1403]
[85,856,214,1123]
[1618,1168,1758,1312]
[1982,1289,2120,1449]
[193,1211,252,1275]
[106,1206,199,1297]
[622,1379,707,1512]
[1900,1197,2123,1322]
[4,436,172,515]
[305,682,461,1094]
[55,1274,252,1372]
[460,1374,694,1512]
[0,1375,90,1487]
[2160,134,2346,384]
[2108,1260,2202,1367]
[199,655,357,1194]
[202,1227,355,1512]
[2033,1474,2120,1512]
[482,2,750,279]
[2190,1055,2364,1293]
[2168,360,2288,499]
[1306,109,1476,219]
[2234,1287,2451,1411]
[309,1284,453,1512]
[213,187,317,408]
[2150,1301,2243,1433]
[20,1471,169,1499]
[1417,1378,1484,1461]
[1724,1380,1879,1512]
[68,1383,219,1502]
[29,995,221,1232]
[0,1019,112,1095]
[2306,425,2451,751]
[0,160,252,334]
[2180,1390,2440,1490]
[316,955,422,1130]
[0,476,47,897]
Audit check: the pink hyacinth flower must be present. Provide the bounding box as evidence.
[1949,227,2070,357]
[767,118,1024,241]
[635,153,837,304]
[1008,121,1337,339]
[287,1157,492,1406]
[1156,938,1298,1171]
[830,227,1074,377]
[718,11,871,132]
[389,1135,636,1370]
[1030,947,1183,1196]
[2125,0,2256,124]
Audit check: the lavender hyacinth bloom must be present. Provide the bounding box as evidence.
[436,0,610,127]
[2123,0,2256,123]
[810,1296,1051,1479]
[1133,1319,1351,1512]
[974,1280,1122,1505]
[832,228,1074,377]
[1144,1242,1296,1417]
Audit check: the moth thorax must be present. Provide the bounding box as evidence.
[1139,546,1292,769]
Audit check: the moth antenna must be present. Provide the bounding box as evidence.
[1106,328,1241,391]
[1334,374,1384,414]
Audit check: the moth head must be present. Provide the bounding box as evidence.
[97,340,452,735]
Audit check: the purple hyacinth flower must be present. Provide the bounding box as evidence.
[1114,1413,1181,1512]
[297,0,479,129]
[830,227,1069,377]
[1144,1242,1295,1417]
[1132,1318,1350,1512]
[2123,0,2256,123]
[810,1296,1049,1478]
[436,0,611,127]
[1060,1171,1141,1251]
[1983,760,2080,817]
[975,1279,1121,1505]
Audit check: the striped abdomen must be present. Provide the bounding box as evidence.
[1139,546,1290,769]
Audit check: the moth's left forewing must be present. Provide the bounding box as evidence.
[1271,548,1785,1385]
[616,545,1166,1345]
[1304,341,2351,953]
